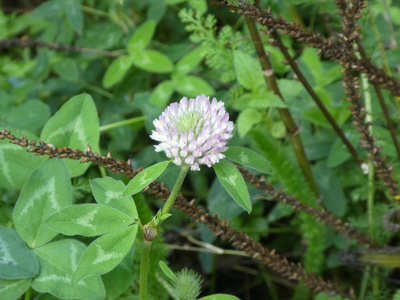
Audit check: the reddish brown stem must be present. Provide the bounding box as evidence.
[245,16,319,197]
[210,0,400,97]
[270,30,362,166]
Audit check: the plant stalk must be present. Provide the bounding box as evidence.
[82,82,114,99]
[139,161,189,298]
[363,69,380,300]
[357,38,400,162]
[271,30,362,165]
[245,16,319,196]
[161,165,189,215]
[24,287,31,300]
[99,116,147,132]
[139,240,152,300]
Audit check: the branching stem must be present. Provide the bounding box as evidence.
[270,30,362,165]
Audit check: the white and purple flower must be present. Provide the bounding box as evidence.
[150,94,234,171]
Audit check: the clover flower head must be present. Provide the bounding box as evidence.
[150,94,234,171]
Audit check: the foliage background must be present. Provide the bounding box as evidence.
[1,0,400,299]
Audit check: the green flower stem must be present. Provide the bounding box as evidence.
[161,165,190,216]
[81,5,111,17]
[82,82,114,99]
[139,240,152,300]
[362,69,380,300]
[139,165,188,299]
[99,116,146,132]
[24,287,31,300]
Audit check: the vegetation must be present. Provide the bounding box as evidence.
[1,0,400,299]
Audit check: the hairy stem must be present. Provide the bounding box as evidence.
[139,241,152,300]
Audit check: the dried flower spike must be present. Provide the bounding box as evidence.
[150,94,234,171]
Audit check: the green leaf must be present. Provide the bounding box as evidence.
[278,79,304,100]
[270,121,286,138]
[313,162,347,217]
[159,261,178,282]
[303,87,351,128]
[166,0,186,4]
[224,146,273,174]
[32,49,50,79]
[53,58,79,81]
[63,0,83,33]
[133,50,174,73]
[267,45,290,75]
[33,239,105,300]
[128,20,156,53]
[123,161,170,196]
[213,159,251,213]
[233,50,264,91]
[119,296,140,300]
[158,213,171,221]
[208,179,243,220]
[172,74,215,97]
[149,80,174,107]
[134,93,164,133]
[245,90,287,108]
[46,204,135,236]
[230,90,286,111]
[90,177,138,219]
[188,0,208,14]
[0,278,31,300]
[72,225,138,284]
[314,292,343,300]
[0,129,45,189]
[31,0,62,18]
[327,137,352,167]
[250,128,317,207]
[41,93,100,177]
[237,108,262,137]
[319,65,342,87]
[102,246,135,300]
[199,294,240,300]
[300,48,322,86]
[13,159,73,248]
[102,55,133,88]
[147,0,167,22]
[0,227,39,279]
[0,98,51,131]
[266,202,293,223]
[175,46,205,75]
